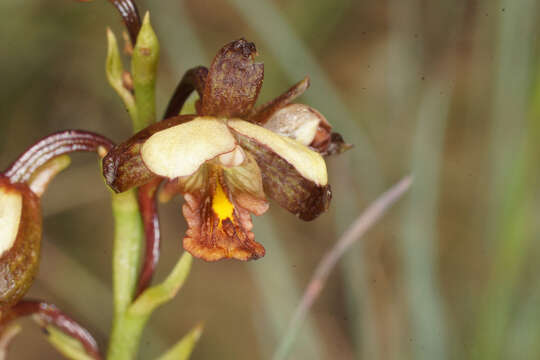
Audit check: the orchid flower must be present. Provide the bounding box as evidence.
[103,38,350,262]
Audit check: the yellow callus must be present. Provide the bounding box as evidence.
[212,182,234,225]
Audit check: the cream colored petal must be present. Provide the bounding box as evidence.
[219,145,246,167]
[0,187,22,257]
[228,119,328,186]
[141,117,237,178]
[263,104,322,145]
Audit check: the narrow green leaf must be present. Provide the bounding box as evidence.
[106,28,137,121]
[156,323,204,360]
[130,252,192,316]
[43,325,94,360]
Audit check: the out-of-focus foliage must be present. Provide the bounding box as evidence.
[1,0,539,359]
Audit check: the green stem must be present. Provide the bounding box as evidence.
[107,313,149,360]
[110,190,144,317]
[107,253,193,360]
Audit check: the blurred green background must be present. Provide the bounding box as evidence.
[1,0,540,359]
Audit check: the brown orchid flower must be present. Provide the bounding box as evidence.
[103,39,350,262]
[0,130,114,310]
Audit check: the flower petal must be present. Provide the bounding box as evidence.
[228,119,327,186]
[262,104,323,146]
[318,132,353,156]
[0,178,41,309]
[182,170,265,261]
[200,39,264,118]
[103,115,195,192]
[249,76,310,124]
[228,120,331,221]
[222,152,268,215]
[0,185,22,258]
[141,117,237,179]
[163,66,208,119]
[159,154,269,217]
[260,103,353,156]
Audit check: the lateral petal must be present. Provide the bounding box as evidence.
[141,117,237,179]
[228,120,331,221]
[228,119,327,186]
[103,115,195,192]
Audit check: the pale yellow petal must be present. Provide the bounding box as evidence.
[141,117,237,178]
[0,187,22,257]
[228,119,328,186]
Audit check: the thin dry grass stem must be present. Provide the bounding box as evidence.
[273,175,413,360]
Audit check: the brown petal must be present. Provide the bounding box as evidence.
[318,132,353,156]
[231,128,331,221]
[200,39,264,118]
[0,178,41,310]
[249,76,310,124]
[103,115,195,192]
[108,0,141,46]
[182,169,265,261]
[79,0,141,46]
[163,66,208,119]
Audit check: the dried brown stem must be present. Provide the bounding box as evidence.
[273,175,413,360]
[4,130,114,184]
[1,300,102,360]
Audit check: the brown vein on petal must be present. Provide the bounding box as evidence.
[201,39,264,118]
[181,172,265,261]
[249,76,310,125]
[235,133,332,221]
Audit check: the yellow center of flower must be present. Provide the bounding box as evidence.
[212,182,234,225]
